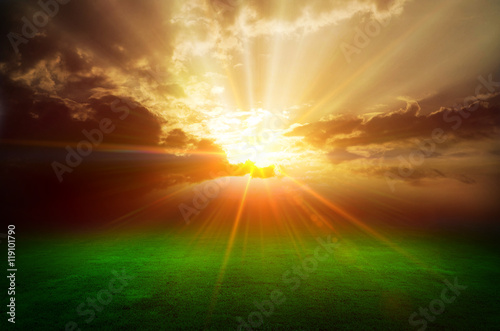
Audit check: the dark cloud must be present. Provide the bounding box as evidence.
[0,73,277,229]
[286,115,362,148]
[0,75,162,145]
[162,128,192,149]
[0,68,269,229]
[288,96,500,151]
[287,96,500,190]
[0,0,177,94]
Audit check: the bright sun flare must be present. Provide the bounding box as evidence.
[207,108,290,168]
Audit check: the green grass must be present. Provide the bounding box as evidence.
[8,230,500,330]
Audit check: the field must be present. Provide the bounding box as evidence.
[11,229,500,330]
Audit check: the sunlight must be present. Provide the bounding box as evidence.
[207,107,289,167]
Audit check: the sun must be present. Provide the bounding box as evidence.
[223,135,283,168]
[229,143,280,168]
[207,108,289,168]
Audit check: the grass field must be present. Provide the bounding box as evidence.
[10,229,500,330]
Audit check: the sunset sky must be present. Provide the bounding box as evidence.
[1,0,499,229]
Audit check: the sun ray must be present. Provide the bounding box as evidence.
[204,174,252,325]
[295,1,454,124]
[281,171,445,279]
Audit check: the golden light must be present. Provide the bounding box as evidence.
[206,107,289,168]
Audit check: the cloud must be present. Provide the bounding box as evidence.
[0,0,498,230]
[0,71,275,228]
[285,115,362,148]
[327,148,365,164]
[212,0,408,33]
[0,76,162,145]
[284,95,500,188]
[356,166,477,186]
[170,0,410,70]
[287,96,500,152]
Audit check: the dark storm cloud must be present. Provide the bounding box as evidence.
[0,81,268,230]
[0,0,268,229]
[0,69,265,228]
[287,95,500,152]
[0,0,186,100]
[0,75,162,145]
[1,0,174,69]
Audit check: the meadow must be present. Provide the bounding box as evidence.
[11,229,500,330]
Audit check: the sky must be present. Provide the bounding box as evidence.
[0,0,499,230]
